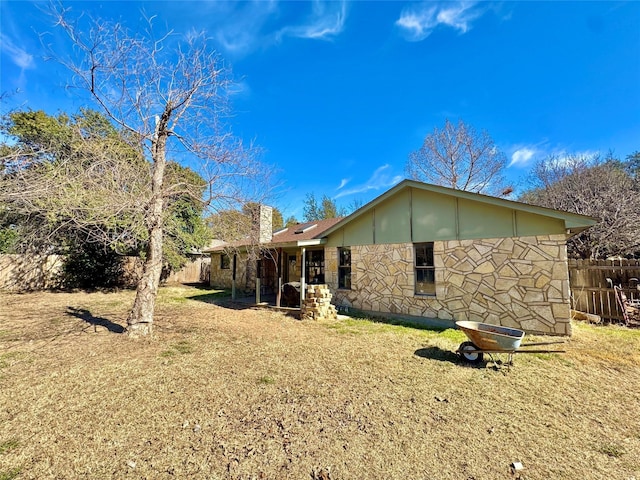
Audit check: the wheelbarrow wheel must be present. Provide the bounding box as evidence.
[459,341,484,364]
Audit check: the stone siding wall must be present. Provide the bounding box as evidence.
[330,234,571,335]
[210,253,252,290]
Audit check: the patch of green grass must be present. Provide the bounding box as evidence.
[436,328,467,342]
[598,443,626,458]
[328,313,464,343]
[173,341,193,354]
[0,352,23,370]
[186,290,231,304]
[577,323,640,341]
[258,375,276,385]
[160,340,194,358]
[0,440,19,454]
[0,468,21,480]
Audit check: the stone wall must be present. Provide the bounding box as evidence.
[210,252,251,290]
[301,284,338,321]
[329,234,571,335]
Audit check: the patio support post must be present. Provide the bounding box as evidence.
[301,247,306,301]
[256,258,261,304]
[276,248,282,308]
[231,254,237,300]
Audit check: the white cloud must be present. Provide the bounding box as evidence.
[337,178,350,189]
[226,80,251,98]
[276,1,348,41]
[210,1,347,56]
[396,1,483,41]
[508,144,601,169]
[212,1,279,55]
[0,33,35,70]
[335,165,403,199]
[509,147,536,168]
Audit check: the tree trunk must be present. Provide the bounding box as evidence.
[126,116,168,337]
[126,222,163,337]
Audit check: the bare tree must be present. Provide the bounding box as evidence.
[520,153,640,259]
[406,119,508,195]
[39,8,269,336]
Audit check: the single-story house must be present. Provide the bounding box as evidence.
[206,179,596,335]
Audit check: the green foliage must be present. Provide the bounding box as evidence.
[60,243,126,289]
[626,150,640,181]
[207,203,284,242]
[2,109,212,283]
[7,110,72,150]
[0,227,18,253]
[162,162,211,272]
[285,216,298,227]
[303,193,346,222]
[272,208,284,230]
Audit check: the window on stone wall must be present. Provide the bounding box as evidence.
[414,242,435,295]
[338,247,351,289]
[220,253,231,270]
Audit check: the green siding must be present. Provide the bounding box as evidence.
[327,211,374,246]
[374,189,411,244]
[516,211,566,236]
[326,186,573,246]
[411,188,457,241]
[457,199,515,239]
[325,228,343,247]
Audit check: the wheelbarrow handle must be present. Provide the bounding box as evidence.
[520,341,566,347]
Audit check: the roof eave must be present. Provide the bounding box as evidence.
[321,179,599,237]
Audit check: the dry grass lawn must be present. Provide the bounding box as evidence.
[1,285,639,480]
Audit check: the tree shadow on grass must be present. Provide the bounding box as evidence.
[66,307,125,333]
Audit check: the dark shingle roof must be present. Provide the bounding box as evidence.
[270,217,343,244]
[204,217,344,252]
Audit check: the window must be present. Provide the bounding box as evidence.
[414,243,435,295]
[338,247,351,289]
[220,253,231,270]
[306,249,325,284]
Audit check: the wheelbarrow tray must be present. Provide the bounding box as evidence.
[456,321,525,352]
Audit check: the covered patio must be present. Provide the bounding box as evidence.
[207,217,343,308]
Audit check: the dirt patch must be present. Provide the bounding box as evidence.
[1,285,639,479]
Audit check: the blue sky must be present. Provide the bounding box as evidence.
[2,1,639,220]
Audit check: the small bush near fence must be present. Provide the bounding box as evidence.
[61,244,127,289]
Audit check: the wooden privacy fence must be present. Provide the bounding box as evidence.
[164,256,210,284]
[0,254,64,291]
[569,259,640,322]
[0,254,210,291]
